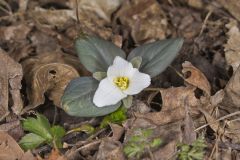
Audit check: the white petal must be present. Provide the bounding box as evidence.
[124,69,151,95]
[107,56,134,79]
[93,78,127,107]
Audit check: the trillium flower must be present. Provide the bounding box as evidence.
[93,56,151,107]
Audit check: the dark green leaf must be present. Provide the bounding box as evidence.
[22,114,52,141]
[61,77,121,117]
[19,133,46,151]
[75,35,126,73]
[127,38,184,78]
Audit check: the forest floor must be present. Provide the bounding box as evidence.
[0,0,240,159]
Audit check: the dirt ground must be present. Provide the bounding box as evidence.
[0,0,240,159]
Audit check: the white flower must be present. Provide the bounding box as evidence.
[93,56,151,107]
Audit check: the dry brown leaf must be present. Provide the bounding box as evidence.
[0,23,31,42]
[136,86,200,125]
[222,65,240,110]
[224,19,240,72]
[117,0,168,43]
[152,123,182,159]
[124,118,182,160]
[0,49,23,119]
[71,0,123,23]
[96,138,125,160]
[160,86,199,112]
[21,52,79,112]
[183,102,196,144]
[0,116,24,141]
[0,131,36,160]
[199,108,240,143]
[29,7,76,27]
[182,61,211,96]
[109,123,124,141]
[217,0,240,21]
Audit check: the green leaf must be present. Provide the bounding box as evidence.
[127,38,184,78]
[93,72,107,81]
[61,77,121,117]
[67,124,95,134]
[100,106,127,128]
[75,35,126,73]
[22,114,52,141]
[50,125,66,139]
[19,133,46,151]
[130,56,142,69]
[50,125,65,148]
[122,95,133,109]
[150,138,162,148]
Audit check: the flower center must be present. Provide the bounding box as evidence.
[113,77,129,90]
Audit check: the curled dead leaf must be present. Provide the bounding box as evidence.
[21,52,79,112]
[0,131,35,160]
[137,86,200,126]
[109,123,124,141]
[0,49,23,119]
[182,61,211,96]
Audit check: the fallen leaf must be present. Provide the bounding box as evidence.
[0,131,36,160]
[21,52,79,112]
[0,23,31,42]
[73,0,123,23]
[0,115,24,141]
[182,61,211,96]
[96,138,125,160]
[217,0,240,21]
[124,118,182,159]
[222,65,240,110]
[183,102,196,144]
[224,19,240,72]
[109,123,124,141]
[117,0,168,43]
[0,49,23,119]
[136,86,200,126]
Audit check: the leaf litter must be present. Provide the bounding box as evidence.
[0,0,240,159]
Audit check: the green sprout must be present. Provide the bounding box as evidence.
[123,128,162,159]
[19,114,66,151]
[100,106,127,128]
[178,137,207,160]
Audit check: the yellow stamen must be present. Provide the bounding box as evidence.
[113,77,129,90]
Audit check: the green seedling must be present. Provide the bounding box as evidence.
[123,128,162,159]
[19,114,66,151]
[178,137,207,160]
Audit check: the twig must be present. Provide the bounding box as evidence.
[195,111,240,131]
[199,10,212,37]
